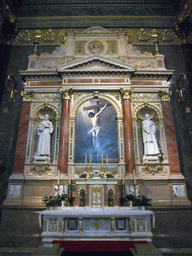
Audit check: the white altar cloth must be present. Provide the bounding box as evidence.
[39,207,155,228]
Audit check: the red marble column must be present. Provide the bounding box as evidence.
[58,89,72,173]
[121,89,135,174]
[162,100,181,174]
[13,101,31,173]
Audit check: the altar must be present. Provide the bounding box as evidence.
[39,207,155,242]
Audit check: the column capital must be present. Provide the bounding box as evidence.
[60,88,73,100]
[158,90,172,102]
[120,88,132,100]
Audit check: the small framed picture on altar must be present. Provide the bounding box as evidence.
[116,219,126,230]
[54,185,67,196]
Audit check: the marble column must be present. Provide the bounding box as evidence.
[58,89,72,173]
[121,89,135,174]
[159,91,181,174]
[13,101,31,173]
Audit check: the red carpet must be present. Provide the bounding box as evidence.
[53,240,148,252]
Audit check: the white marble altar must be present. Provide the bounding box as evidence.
[39,207,155,242]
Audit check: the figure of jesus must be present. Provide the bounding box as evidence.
[142,113,160,156]
[36,114,53,157]
[86,103,108,139]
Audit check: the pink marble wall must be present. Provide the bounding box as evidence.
[162,101,181,174]
[13,102,31,173]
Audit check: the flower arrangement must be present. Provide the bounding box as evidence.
[42,195,61,208]
[126,194,136,201]
[59,194,68,201]
[68,196,75,206]
[133,195,152,207]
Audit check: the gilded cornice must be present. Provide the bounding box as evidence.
[12,27,180,46]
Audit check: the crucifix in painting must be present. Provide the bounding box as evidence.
[75,99,118,164]
[83,101,110,154]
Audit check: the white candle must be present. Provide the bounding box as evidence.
[58,169,60,185]
[133,169,136,186]
[101,155,103,167]
[85,154,87,166]
[106,155,108,167]
[90,154,92,167]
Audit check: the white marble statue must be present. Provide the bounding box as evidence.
[36,114,53,159]
[142,114,159,156]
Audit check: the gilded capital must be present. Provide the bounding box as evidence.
[60,88,73,100]
[120,88,132,100]
[158,90,172,102]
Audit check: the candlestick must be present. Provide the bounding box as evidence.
[58,169,60,185]
[133,169,136,186]
[85,154,87,166]
[90,154,92,167]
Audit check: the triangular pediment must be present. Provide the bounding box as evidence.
[57,55,136,73]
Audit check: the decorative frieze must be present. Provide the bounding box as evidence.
[12,27,179,46]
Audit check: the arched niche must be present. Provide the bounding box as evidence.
[133,104,166,164]
[26,104,60,164]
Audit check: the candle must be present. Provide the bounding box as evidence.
[106,155,108,167]
[122,173,125,185]
[85,154,87,166]
[90,154,92,167]
[58,169,60,185]
[101,155,103,167]
[133,169,136,186]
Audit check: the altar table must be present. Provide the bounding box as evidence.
[39,207,155,242]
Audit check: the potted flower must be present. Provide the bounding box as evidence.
[126,194,136,207]
[133,195,152,209]
[68,196,75,206]
[139,195,152,209]
[59,194,68,207]
[42,196,57,209]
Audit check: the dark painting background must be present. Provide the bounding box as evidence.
[75,99,118,163]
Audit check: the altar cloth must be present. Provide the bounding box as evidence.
[39,206,155,228]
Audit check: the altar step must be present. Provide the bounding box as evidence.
[53,240,148,252]
[1,245,192,256]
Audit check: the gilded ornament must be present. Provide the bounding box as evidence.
[60,88,73,100]
[134,28,151,41]
[161,29,176,42]
[120,88,132,100]
[143,165,164,175]
[16,29,67,45]
[158,90,172,101]
[43,29,56,42]
[16,29,33,43]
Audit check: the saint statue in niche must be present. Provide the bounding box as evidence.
[34,114,53,162]
[142,113,160,157]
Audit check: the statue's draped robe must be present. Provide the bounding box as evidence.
[37,120,53,156]
[142,119,159,155]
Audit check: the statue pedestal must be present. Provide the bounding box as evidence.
[33,155,50,162]
[142,155,160,164]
